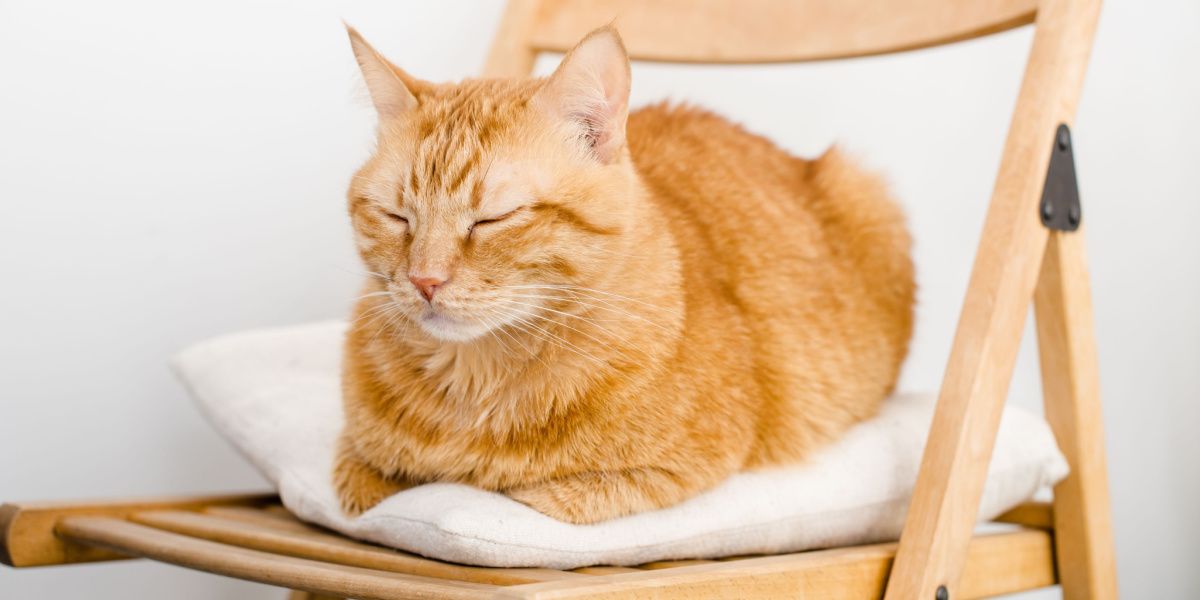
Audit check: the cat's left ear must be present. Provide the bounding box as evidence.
[345,25,424,120]
[533,26,631,164]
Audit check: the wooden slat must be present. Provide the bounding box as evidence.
[638,559,715,570]
[128,509,580,585]
[1034,229,1119,599]
[714,554,763,561]
[525,0,1036,64]
[497,530,1056,599]
[994,501,1054,530]
[572,566,641,575]
[288,591,345,600]
[883,0,1103,597]
[203,505,317,533]
[56,516,497,600]
[573,560,713,576]
[0,492,275,567]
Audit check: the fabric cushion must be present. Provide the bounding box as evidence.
[173,321,1068,569]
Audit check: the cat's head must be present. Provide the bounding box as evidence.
[346,26,638,343]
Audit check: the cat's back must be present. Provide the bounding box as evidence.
[627,103,915,466]
[626,102,910,307]
[627,103,809,212]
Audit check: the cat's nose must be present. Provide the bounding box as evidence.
[408,274,446,302]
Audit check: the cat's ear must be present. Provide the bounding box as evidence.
[533,26,631,163]
[346,25,422,119]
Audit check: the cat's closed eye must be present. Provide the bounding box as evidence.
[471,208,523,232]
[385,212,408,225]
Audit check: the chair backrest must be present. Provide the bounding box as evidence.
[485,0,1037,76]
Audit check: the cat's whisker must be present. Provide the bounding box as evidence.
[501,284,675,315]
[499,294,629,324]
[497,299,631,346]
[502,290,661,316]
[354,290,394,302]
[485,310,555,370]
[365,303,414,347]
[478,314,516,361]
[530,286,672,315]
[499,291,672,332]
[494,307,609,368]
[362,306,402,341]
[489,314,542,360]
[353,307,395,332]
[352,300,403,326]
[496,300,642,366]
[499,306,637,372]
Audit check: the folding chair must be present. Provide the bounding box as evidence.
[0,1,1117,598]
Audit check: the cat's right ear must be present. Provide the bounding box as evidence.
[346,25,421,119]
[533,26,631,164]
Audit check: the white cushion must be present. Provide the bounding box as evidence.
[173,321,1068,569]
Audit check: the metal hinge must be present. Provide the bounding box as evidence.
[1039,124,1082,231]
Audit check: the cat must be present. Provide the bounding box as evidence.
[334,24,915,524]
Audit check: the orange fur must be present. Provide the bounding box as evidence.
[335,26,914,523]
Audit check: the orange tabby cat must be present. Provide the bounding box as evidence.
[335,25,914,524]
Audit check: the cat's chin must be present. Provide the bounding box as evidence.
[417,311,490,343]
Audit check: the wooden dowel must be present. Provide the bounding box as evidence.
[56,516,496,600]
[502,530,1056,599]
[1,492,275,568]
[130,510,580,585]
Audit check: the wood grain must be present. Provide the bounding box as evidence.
[483,0,546,77]
[1035,229,1119,599]
[130,509,582,585]
[56,516,497,600]
[0,492,275,567]
[883,0,1102,597]
[994,501,1055,530]
[499,530,1056,599]
[526,0,1036,64]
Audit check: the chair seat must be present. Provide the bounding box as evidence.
[2,493,1058,599]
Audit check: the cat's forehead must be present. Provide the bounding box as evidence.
[380,80,547,214]
[398,80,539,205]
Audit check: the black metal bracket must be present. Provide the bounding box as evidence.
[1039,124,1082,231]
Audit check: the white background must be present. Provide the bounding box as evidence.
[1,1,1196,597]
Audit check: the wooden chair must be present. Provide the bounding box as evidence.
[0,0,1117,598]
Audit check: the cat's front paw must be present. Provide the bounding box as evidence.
[336,473,404,516]
[508,482,597,524]
[508,468,696,524]
[333,442,408,516]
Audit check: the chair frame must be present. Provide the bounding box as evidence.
[1,1,1117,598]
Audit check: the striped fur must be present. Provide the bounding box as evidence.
[334,27,915,523]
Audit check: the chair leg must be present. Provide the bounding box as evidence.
[1034,230,1119,599]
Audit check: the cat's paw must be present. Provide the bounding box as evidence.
[336,474,404,516]
[508,468,696,524]
[508,482,599,524]
[333,445,408,517]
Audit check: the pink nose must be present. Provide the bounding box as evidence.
[408,274,446,302]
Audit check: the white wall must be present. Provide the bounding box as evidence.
[1,1,1196,597]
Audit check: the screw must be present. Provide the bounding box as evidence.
[1068,204,1081,227]
[1057,127,1071,151]
[1041,201,1055,223]
[936,585,950,600]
